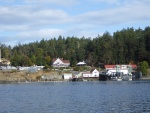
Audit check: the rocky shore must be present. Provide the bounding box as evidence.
[0,70,63,84]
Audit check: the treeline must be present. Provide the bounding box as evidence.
[1,27,150,67]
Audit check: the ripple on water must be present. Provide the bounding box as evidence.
[0,81,150,113]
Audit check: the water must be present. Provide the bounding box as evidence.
[0,81,150,113]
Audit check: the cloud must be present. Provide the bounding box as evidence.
[0,25,29,31]
[0,28,65,46]
[76,30,102,38]
[0,6,70,26]
[0,0,79,7]
[0,0,150,46]
[1,0,149,31]
[76,1,150,26]
[90,0,120,5]
[16,28,65,39]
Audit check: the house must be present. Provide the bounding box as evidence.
[82,69,99,78]
[52,58,70,68]
[91,69,100,77]
[0,58,11,66]
[0,49,11,66]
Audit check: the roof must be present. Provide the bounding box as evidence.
[104,64,137,69]
[52,58,70,63]
[90,68,98,73]
[82,71,91,74]
[130,64,137,69]
[63,60,70,63]
[105,65,116,69]
[76,61,86,65]
[52,58,62,62]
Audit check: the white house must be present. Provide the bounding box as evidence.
[91,69,99,77]
[52,58,70,68]
[0,58,11,66]
[0,50,11,66]
[82,69,99,78]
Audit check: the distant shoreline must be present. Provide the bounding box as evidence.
[1,78,150,84]
[0,70,150,84]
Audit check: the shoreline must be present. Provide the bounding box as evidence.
[0,70,150,84]
[1,78,150,84]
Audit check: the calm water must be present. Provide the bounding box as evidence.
[0,81,150,113]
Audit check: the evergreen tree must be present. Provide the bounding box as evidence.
[1,26,150,67]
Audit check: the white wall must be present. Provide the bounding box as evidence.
[107,69,129,75]
[83,73,91,77]
[63,73,72,79]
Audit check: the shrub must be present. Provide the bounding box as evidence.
[36,76,41,80]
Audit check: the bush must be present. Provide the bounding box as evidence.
[43,64,49,69]
[36,76,41,80]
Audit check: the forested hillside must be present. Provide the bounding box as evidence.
[1,27,150,67]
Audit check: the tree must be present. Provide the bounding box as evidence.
[35,48,44,65]
[144,27,150,51]
[100,32,113,64]
[21,55,32,66]
[44,55,51,66]
[56,35,66,57]
[2,26,150,67]
[86,52,97,66]
[113,31,124,64]
[139,61,149,76]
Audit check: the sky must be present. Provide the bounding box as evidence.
[0,0,150,46]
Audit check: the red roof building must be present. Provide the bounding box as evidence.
[104,64,137,70]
